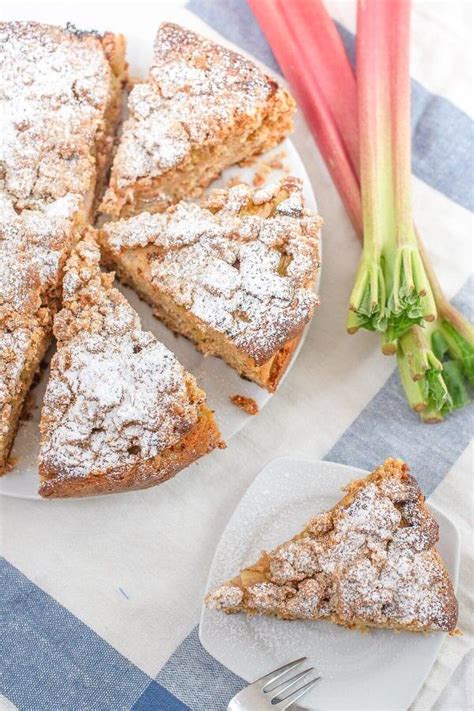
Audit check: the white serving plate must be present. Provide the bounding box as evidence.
[199,458,460,711]
[1,3,320,499]
[0,136,318,499]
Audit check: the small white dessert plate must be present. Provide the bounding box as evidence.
[199,458,460,711]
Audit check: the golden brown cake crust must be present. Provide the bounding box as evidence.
[101,22,295,217]
[0,21,126,216]
[206,459,458,634]
[38,230,224,497]
[100,177,321,390]
[40,403,223,498]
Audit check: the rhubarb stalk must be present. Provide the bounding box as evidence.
[348,0,436,341]
[248,0,362,235]
[347,0,393,336]
[248,0,474,422]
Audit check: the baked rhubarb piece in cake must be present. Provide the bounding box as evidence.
[39,230,224,497]
[100,177,321,391]
[0,194,80,475]
[206,459,458,633]
[0,21,127,217]
[101,22,295,217]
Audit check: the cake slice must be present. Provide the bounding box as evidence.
[100,177,321,391]
[100,22,295,217]
[206,459,458,633]
[0,21,127,217]
[0,194,80,475]
[39,230,224,498]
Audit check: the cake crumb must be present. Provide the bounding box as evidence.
[253,164,272,187]
[5,457,17,473]
[268,149,288,170]
[238,154,259,168]
[230,394,259,415]
[252,150,290,186]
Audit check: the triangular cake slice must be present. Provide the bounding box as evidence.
[206,460,458,633]
[100,177,321,391]
[0,194,80,475]
[100,22,295,217]
[39,230,224,498]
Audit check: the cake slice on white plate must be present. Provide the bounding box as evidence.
[39,229,224,498]
[0,21,126,217]
[206,459,458,634]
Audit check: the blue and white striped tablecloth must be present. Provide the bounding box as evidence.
[1,1,473,709]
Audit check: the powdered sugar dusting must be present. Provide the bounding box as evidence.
[102,177,321,362]
[206,460,457,633]
[0,194,78,454]
[0,194,79,300]
[0,21,113,209]
[39,233,202,480]
[102,22,293,210]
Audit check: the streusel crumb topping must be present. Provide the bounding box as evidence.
[39,233,202,480]
[206,460,457,632]
[102,177,321,362]
[0,22,113,208]
[106,22,284,188]
[0,193,78,447]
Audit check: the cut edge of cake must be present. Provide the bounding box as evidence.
[99,177,321,392]
[205,459,459,634]
[87,25,128,214]
[0,194,82,475]
[38,228,224,498]
[100,22,295,218]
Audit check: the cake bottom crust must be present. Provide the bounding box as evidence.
[217,601,453,634]
[39,403,224,498]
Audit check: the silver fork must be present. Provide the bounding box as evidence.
[227,657,321,710]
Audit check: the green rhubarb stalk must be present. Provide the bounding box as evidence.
[417,232,474,387]
[397,313,472,421]
[397,326,451,417]
[348,0,436,340]
[348,0,393,335]
[250,0,474,422]
[397,231,474,421]
[386,0,436,337]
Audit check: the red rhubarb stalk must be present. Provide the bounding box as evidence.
[248,0,362,235]
[277,0,360,176]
